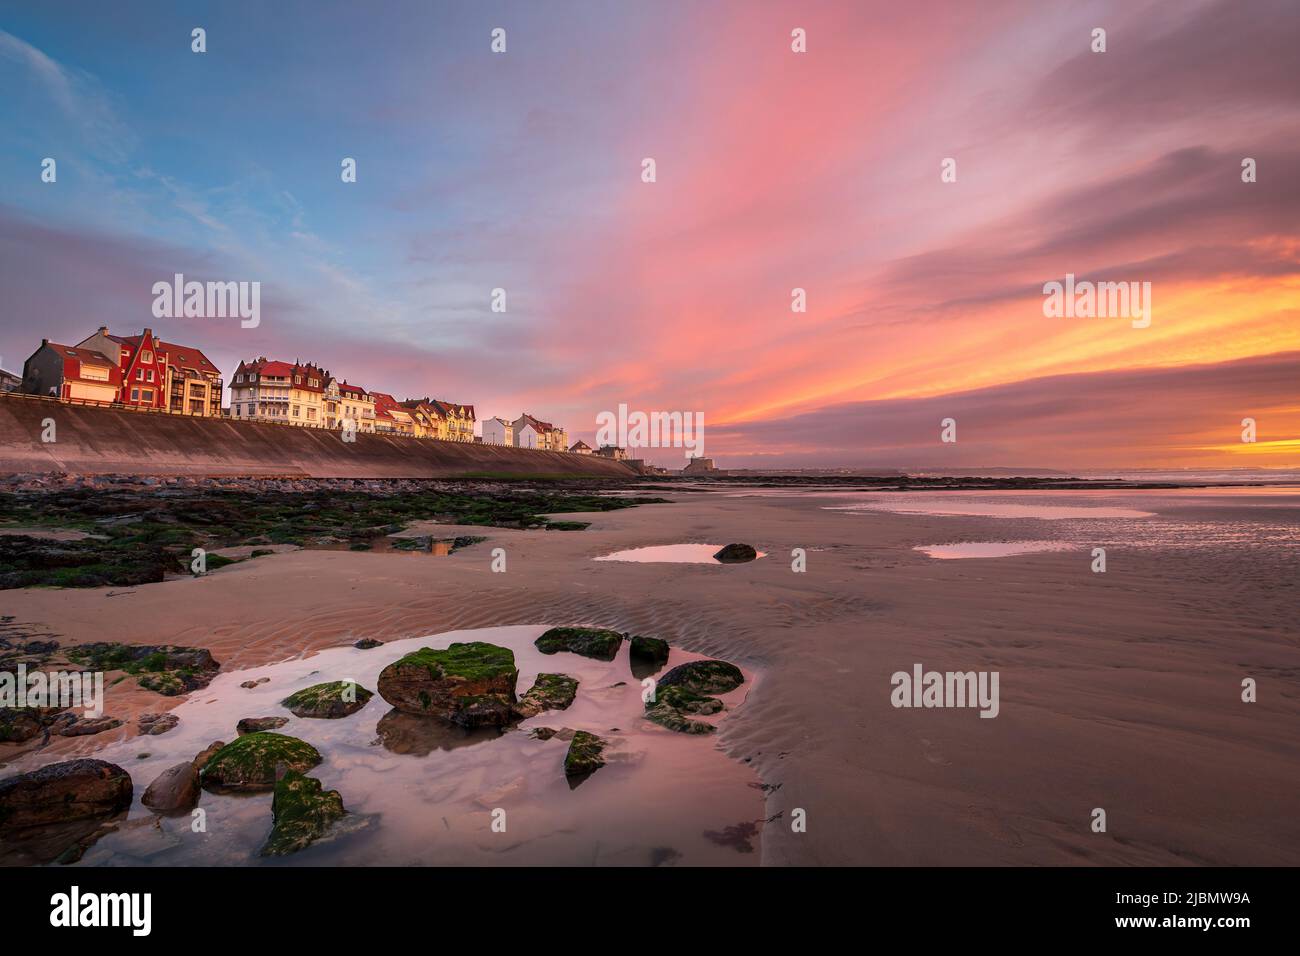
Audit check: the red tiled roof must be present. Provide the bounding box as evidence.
[239,358,295,377]
[337,381,367,397]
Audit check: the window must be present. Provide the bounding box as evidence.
[131,388,140,401]
[142,350,153,363]
[141,390,153,402]
[292,405,300,417]
[146,369,155,382]
[307,408,316,421]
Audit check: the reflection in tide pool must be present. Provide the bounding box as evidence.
[916,541,1075,559]
[25,626,761,867]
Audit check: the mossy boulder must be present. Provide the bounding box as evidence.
[281,681,373,719]
[563,730,606,777]
[376,642,518,727]
[65,643,219,695]
[645,684,722,734]
[535,627,623,661]
[198,732,322,792]
[657,659,744,694]
[261,770,346,857]
[0,759,133,830]
[713,543,757,563]
[629,635,670,664]
[512,673,579,719]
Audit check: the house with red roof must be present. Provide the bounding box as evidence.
[21,340,123,404]
[510,413,567,451]
[77,326,223,416]
[370,391,415,436]
[230,358,329,427]
[324,377,375,433]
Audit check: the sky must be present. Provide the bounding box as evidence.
[0,0,1296,470]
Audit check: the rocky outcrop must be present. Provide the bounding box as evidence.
[376,642,518,727]
[645,684,723,734]
[58,716,123,737]
[65,643,220,696]
[657,659,744,694]
[240,677,270,689]
[281,681,373,719]
[629,636,670,665]
[563,731,607,777]
[198,732,322,792]
[0,758,132,829]
[0,706,63,743]
[138,712,179,736]
[353,638,384,650]
[261,770,346,857]
[713,543,757,563]
[237,716,289,735]
[141,762,200,813]
[535,627,623,661]
[511,673,578,719]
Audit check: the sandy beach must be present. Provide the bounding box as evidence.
[3,482,1297,866]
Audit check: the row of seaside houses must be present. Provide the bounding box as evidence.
[14,326,583,450]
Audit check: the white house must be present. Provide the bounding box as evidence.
[481,416,513,445]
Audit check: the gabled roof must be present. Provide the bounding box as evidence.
[238,358,295,377]
[46,342,115,365]
[433,399,475,418]
[569,440,592,451]
[517,412,558,433]
[336,380,367,397]
[43,342,123,387]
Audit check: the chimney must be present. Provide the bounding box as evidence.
[98,326,108,334]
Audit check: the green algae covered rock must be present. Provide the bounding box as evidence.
[281,680,373,719]
[261,770,346,857]
[512,673,579,719]
[645,684,722,734]
[535,627,623,661]
[199,732,322,792]
[376,642,518,727]
[629,635,669,664]
[657,659,744,694]
[563,730,607,777]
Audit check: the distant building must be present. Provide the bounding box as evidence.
[434,400,475,442]
[511,413,567,451]
[325,377,376,433]
[682,457,717,475]
[77,326,223,416]
[22,340,122,403]
[568,440,593,454]
[370,391,415,436]
[481,416,513,446]
[595,444,628,461]
[0,367,21,392]
[231,357,293,424]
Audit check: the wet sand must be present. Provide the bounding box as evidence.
[4,486,1298,865]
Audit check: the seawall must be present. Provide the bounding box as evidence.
[0,394,635,479]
